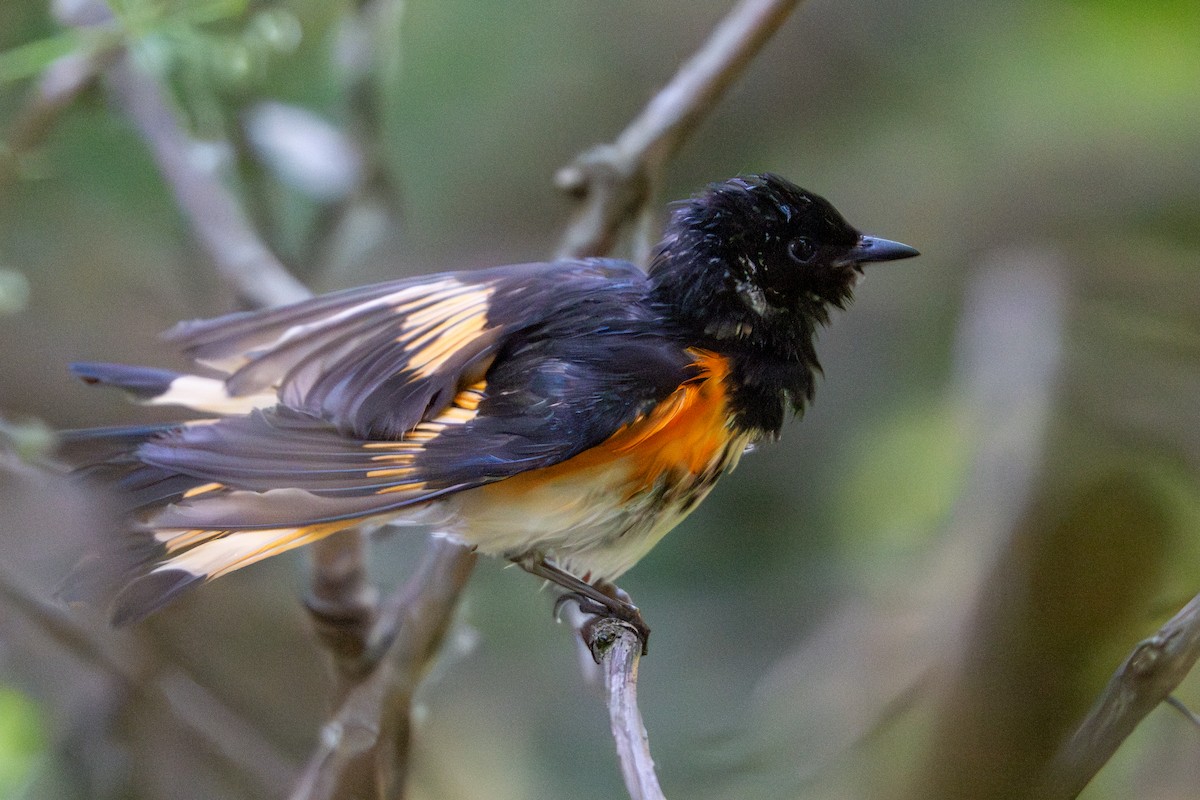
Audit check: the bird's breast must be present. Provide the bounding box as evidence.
[448,350,750,579]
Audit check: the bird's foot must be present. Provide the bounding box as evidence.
[515,554,651,655]
[553,587,651,656]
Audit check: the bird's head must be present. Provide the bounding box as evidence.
[649,174,919,352]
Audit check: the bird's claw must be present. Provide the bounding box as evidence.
[554,590,651,656]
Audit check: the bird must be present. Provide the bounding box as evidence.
[59,173,918,644]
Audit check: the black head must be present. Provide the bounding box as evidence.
[648,174,918,434]
[649,173,918,346]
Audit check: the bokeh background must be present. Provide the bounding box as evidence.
[1,0,1199,798]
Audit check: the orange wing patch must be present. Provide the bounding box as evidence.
[490,349,740,497]
[394,287,494,379]
[186,277,495,392]
[366,380,488,494]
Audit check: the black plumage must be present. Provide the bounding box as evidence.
[61,173,918,624]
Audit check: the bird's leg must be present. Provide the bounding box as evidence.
[514,554,651,654]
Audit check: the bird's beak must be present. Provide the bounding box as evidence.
[848,235,920,264]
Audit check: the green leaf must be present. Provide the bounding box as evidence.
[0,686,45,796]
[0,33,81,84]
[176,0,251,27]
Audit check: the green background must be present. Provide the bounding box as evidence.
[1,1,1198,798]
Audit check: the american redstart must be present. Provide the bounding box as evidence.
[60,174,918,642]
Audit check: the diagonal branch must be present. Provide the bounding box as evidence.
[588,620,666,800]
[556,0,801,259]
[288,538,477,800]
[104,51,312,308]
[1039,590,1200,798]
[0,566,296,794]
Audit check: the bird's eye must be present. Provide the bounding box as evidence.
[788,237,817,264]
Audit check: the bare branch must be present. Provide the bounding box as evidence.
[289,539,476,800]
[556,0,801,259]
[0,567,296,793]
[1039,591,1200,799]
[588,620,666,800]
[104,52,312,307]
[306,529,378,688]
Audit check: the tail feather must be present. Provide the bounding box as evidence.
[70,362,276,415]
[70,362,181,401]
[57,425,211,512]
[110,521,355,625]
[58,421,366,624]
[58,423,180,467]
[108,568,204,627]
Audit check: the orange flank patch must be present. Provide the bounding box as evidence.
[608,350,734,477]
[486,349,737,498]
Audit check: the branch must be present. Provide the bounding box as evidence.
[0,566,295,794]
[1040,590,1200,798]
[556,0,801,259]
[288,539,477,800]
[57,9,476,795]
[306,529,378,688]
[104,52,311,307]
[588,620,666,800]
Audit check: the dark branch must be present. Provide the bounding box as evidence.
[1040,591,1200,798]
[288,539,476,800]
[306,529,379,687]
[0,566,295,794]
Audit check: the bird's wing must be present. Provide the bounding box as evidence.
[64,260,697,622]
[78,259,648,440]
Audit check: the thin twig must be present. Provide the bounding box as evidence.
[1165,695,1200,730]
[553,5,804,797]
[556,0,801,259]
[0,567,296,794]
[89,1,390,697]
[1040,591,1200,798]
[104,52,311,307]
[586,620,666,800]
[288,539,476,800]
[306,529,379,689]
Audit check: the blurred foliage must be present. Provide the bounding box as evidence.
[0,0,1198,798]
[0,686,44,798]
